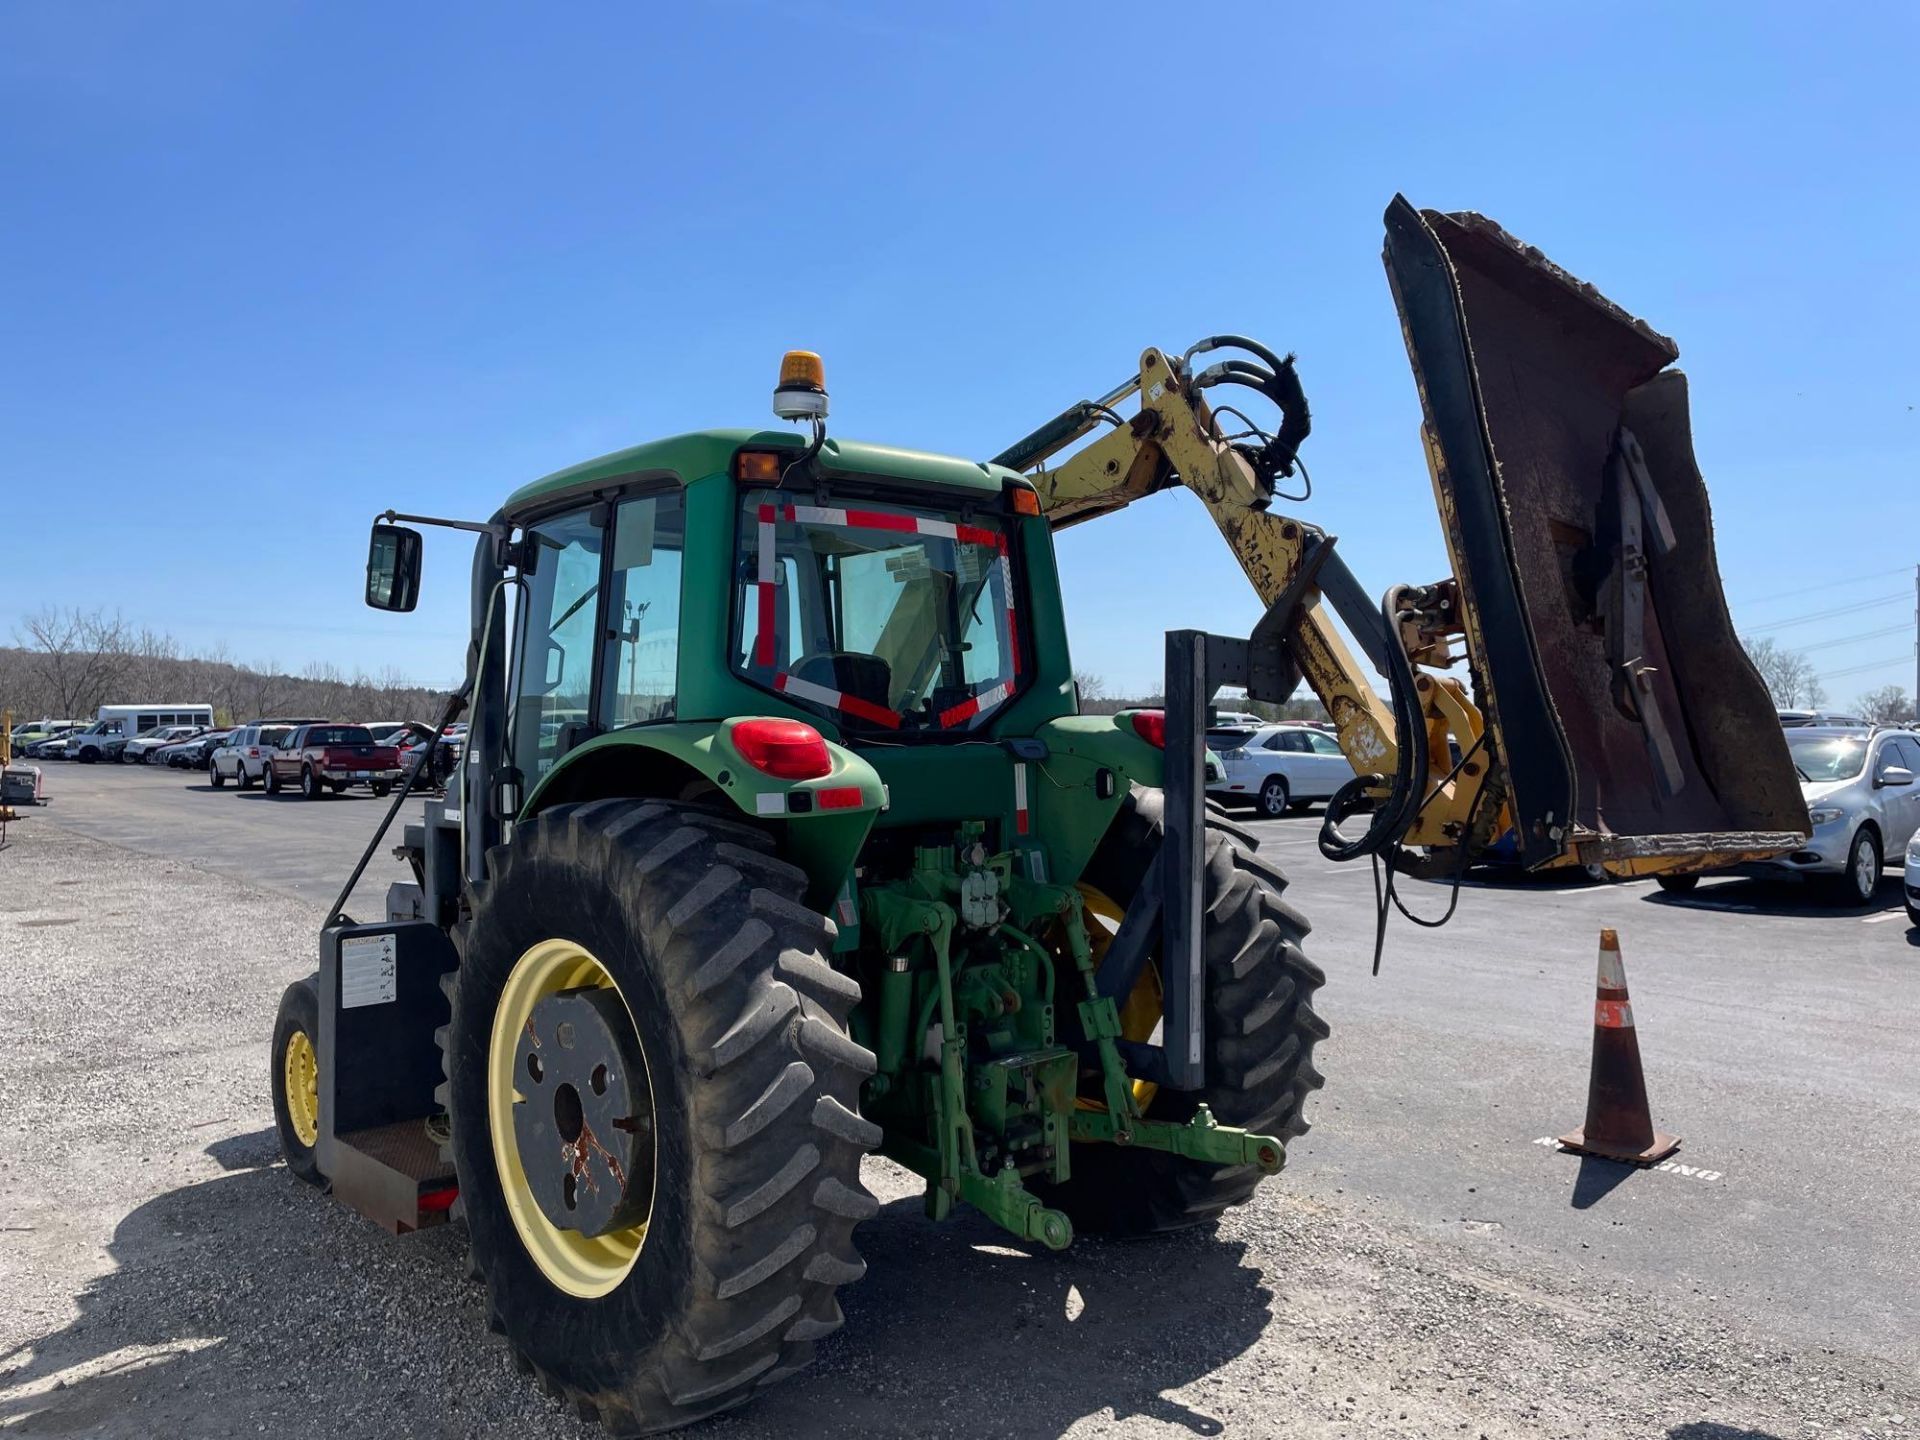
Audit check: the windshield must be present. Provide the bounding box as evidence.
[307,726,374,747]
[1787,733,1867,783]
[1207,728,1256,751]
[733,488,1023,733]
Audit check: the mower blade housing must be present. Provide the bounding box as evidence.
[1382,197,1808,872]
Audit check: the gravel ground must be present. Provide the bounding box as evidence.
[1,816,1914,1439]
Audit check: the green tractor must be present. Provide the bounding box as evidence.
[273,200,1806,1432]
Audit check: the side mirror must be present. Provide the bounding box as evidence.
[1875,764,1914,788]
[366,523,423,613]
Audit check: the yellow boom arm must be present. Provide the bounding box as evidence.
[994,199,1809,876]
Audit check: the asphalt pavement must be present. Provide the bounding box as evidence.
[2,762,1915,1439]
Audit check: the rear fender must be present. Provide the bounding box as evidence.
[520,721,883,908]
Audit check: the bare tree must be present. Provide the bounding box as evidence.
[1855,684,1912,725]
[1072,671,1106,703]
[14,607,131,718]
[1742,636,1826,709]
[126,627,181,698]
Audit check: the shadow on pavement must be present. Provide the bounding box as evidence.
[0,1167,1273,1439]
[1568,1153,1640,1210]
[1668,1424,1790,1440]
[1642,876,1907,921]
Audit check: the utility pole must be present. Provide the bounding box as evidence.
[1913,564,1919,721]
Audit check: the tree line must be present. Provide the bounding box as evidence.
[1741,636,1911,722]
[2,607,454,727]
[1076,644,1912,730]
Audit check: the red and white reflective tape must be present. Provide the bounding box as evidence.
[1013,761,1030,836]
[1594,999,1635,1029]
[1597,948,1627,991]
[999,549,1020,675]
[775,503,999,548]
[754,504,778,666]
[938,681,1011,729]
[774,671,902,729]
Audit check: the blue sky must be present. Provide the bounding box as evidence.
[2,3,1915,703]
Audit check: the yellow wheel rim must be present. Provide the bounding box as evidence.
[284,1028,320,1149]
[1078,884,1162,1113]
[488,938,654,1299]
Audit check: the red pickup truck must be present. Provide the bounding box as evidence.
[263,723,405,800]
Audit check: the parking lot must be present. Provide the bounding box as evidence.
[2,764,1917,1439]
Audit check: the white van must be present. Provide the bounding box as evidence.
[69,704,215,764]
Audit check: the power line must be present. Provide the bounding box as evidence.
[1734,565,1910,609]
[1803,622,1915,649]
[1819,654,1911,683]
[1742,594,1905,635]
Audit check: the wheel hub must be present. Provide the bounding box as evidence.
[511,986,655,1238]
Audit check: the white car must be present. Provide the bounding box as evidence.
[209,723,297,789]
[1209,722,1354,817]
[124,725,206,763]
[1905,832,1920,928]
[1664,727,1920,904]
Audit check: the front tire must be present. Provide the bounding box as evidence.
[271,977,326,1187]
[444,799,878,1433]
[1039,786,1328,1235]
[1256,775,1290,819]
[1837,829,1881,906]
[210,764,226,789]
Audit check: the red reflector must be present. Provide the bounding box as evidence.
[418,1186,459,1213]
[815,785,864,810]
[732,719,832,780]
[1129,710,1166,748]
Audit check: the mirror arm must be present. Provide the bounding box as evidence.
[379,509,510,538]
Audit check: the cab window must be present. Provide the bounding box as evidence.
[511,508,604,783]
[600,492,685,730]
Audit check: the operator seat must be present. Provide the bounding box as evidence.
[792,652,893,711]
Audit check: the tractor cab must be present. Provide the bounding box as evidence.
[730,477,1029,738]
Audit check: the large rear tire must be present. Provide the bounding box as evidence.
[1039,785,1328,1235]
[443,798,878,1433]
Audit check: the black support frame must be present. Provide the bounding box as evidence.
[1118,533,1392,1091]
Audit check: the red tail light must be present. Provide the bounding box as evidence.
[815,785,864,810]
[732,719,832,780]
[1129,710,1166,748]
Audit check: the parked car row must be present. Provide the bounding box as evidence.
[1205,711,1920,912]
[14,710,467,801]
[1654,725,1920,905]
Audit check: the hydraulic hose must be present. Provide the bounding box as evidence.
[325,679,472,927]
[1317,585,1429,864]
[1188,352,1312,483]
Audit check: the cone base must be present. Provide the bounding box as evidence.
[1557,1127,1680,1165]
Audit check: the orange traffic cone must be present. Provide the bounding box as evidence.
[1558,928,1679,1164]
